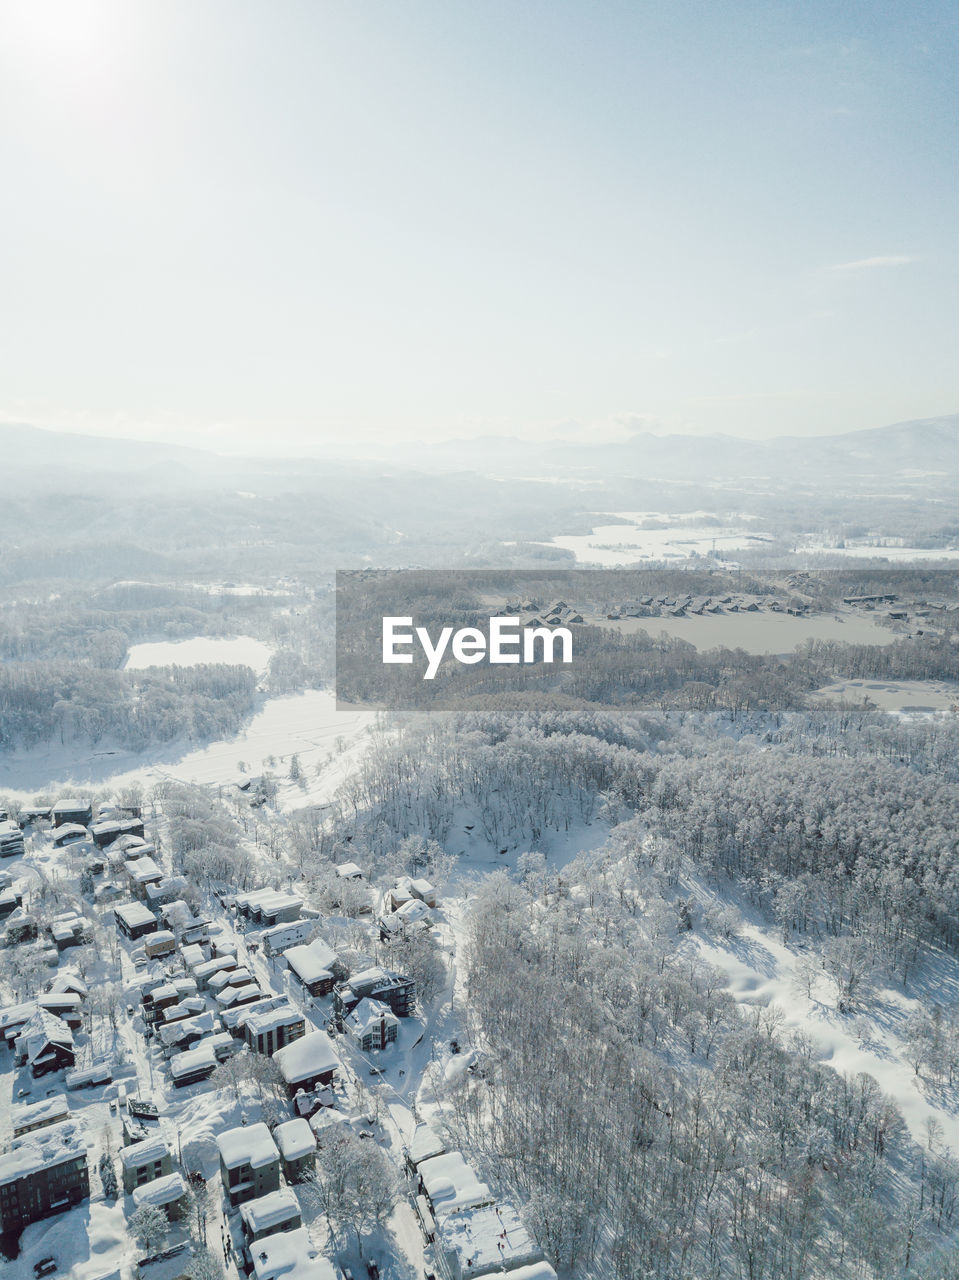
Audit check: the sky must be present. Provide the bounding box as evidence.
[0,0,957,456]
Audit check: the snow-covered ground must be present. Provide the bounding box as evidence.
[545,509,774,566]
[0,690,377,812]
[123,635,275,674]
[590,606,898,654]
[812,677,959,716]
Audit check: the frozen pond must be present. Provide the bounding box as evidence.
[546,510,774,566]
[123,635,274,674]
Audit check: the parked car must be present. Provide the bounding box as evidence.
[34,1260,57,1277]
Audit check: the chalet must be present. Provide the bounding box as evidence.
[250,1227,337,1280]
[239,1187,302,1258]
[48,912,90,950]
[333,967,415,1021]
[115,901,159,941]
[217,1122,280,1207]
[193,954,237,989]
[0,820,25,858]
[216,981,263,1011]
[389,876,438,910]
[37,993,83,1029]
[11,1094,70,1138]
[272,1030,339,1097]
[335,862,364,882]
[160,997,206,1024]
[52,799,93,828]
[0,1120,89,1238]
[235,888,303,927]
[343,998,398,1053]
[131,1171,189,1220]
[244,1004,306,1056]
[225,995,289,1037]
[145,878,189,910]
[120,1135,173,1195]
[90,817,146,848]
[144,930,177,960]
[142,984,182,1024]
[53,823,90,848]
[18,806,52,826]
[285,938,343,998]
[273,1119,316,1183]
[125,856,164,899]
[405,1122,446,1179]
[14,1009,75,1077]
[179,943,206,970]
[438,1202,546,1280]
[51,974,88,998]
[379,897,434,942]
[169,1041,217,1088]
[0,886,23,917]
[158,1011,215,1051]
[261,918,316,957]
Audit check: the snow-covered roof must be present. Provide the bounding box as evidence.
[16,1008,74,1063]
[158,1011,215,1046]
[244,1004,303,1038]
[208,965,252,991]
[239,1187,301,1235]
[272,1030,339,1085]
[285,938,338,985]
[229,995,288,1031]
[418,1151,493,1217]
[439,1202,542,1274]
[168,1041,217,1081]
[115,901,156,929]
[125,856,162,882]
[308,1109,350,1139]
[250,1227,337,1280]
[472,1265,558,1280]
[343,997,398,1039]
[194,955,237,980]
[273,1118,315,1163]
[0,1120,86,1185]
[180,944,205,968]
[10,1093,70,1131]
[216,1121,278,1170]
[51,974,88,997]
[216,980,261,1008]
[408,1122,445,1167]
[54,823,89,841]
[120,1134,171,1169]
[335,862,363,879]
[131,1171,187,1210]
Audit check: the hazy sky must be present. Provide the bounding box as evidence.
[1,1,957,454]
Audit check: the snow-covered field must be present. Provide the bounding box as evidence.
[590,607,898,653]
[123,635,275,674]
[812,677,959,716]
[545,509,774,566]
[0,690,377,812]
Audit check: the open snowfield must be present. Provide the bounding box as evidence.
[545,509,774,566]
[589,607,899,653]
[812,677,959,716]
[123,635,275,674]
[0,690,378,812]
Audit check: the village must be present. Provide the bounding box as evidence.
[0,796,558,1280]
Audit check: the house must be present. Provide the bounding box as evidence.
[209,965,253,995]
[193,954,237,989]
[244,1004,306,1056]
[125,856,164,899]
[142,984,182,1025]
[48,912,90,950]
[52,799,93,828]
[417,1151,493,1219]
[115,901,159,941]
[50,973,88,999]
[0,820,25,858]
[216,982,264,1011]
[235,888,303,927]
[90,817,146,848]
[157,1011,215,1052]
[333,968,415,1021]
[217,1122,280,1207]
[169,1041,217,1089]
[272,1030,339,1098]
[285,938,343,998]
[0,886,23,917]
[144,930,177,960]
[18,806,53,826]
[223,994,287,1037]
[131,1170,189,1220]
[335,862,364,882]
[145,878,189,910]
[239,1187,302,1257]
[0,1120,89,1239]
[11,1094,70,1138]
[14,1009,75,1077]
[343,998,398,1052]
[379,897,434,942]
[437,1202,546,1280]
[261,918,316,957]
[249,1227,337,1280]
[405,1122,446,1179]
[273,1119,316,1183]
[389,875,437,910]
[37,993,83,1029]
[120,1135,173,1195]
[53,823,90,848]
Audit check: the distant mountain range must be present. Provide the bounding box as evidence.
[3,413,958,489]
